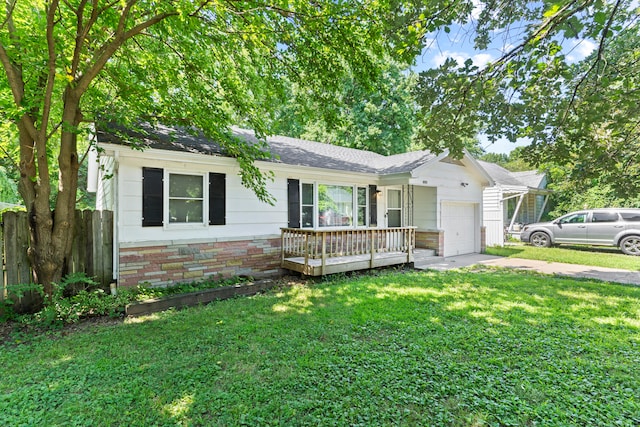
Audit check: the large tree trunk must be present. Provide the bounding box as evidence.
[20,95,81,300]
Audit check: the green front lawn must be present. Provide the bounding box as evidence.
[486,243,640,271]
[1,270,639,426]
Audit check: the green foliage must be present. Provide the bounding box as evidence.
[540,161,640,219]
[414,0,639,196]
[2,273,253,327]
[0,1,431,288]
[479,146,534,172]
[273,61,419,155]
[132,276,251,301]
[1,270,638,425]
[0,165,19,204]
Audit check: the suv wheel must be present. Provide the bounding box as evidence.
[530,231,551,248]
[620,235,640,256]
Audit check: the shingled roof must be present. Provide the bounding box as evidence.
[477,160,545,189]
[97,123,438,176]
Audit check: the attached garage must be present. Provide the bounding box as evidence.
[442,202,478,257]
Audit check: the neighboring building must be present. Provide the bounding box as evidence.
[0,202,23,210]
[480,160,550,247]
[90,124,493,287]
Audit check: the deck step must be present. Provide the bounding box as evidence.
[413,248,436,260]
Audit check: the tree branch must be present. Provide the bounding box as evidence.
[0,0,17,31]
[75,7,177,95]
[561,0,623,124]
[39,0,61,144]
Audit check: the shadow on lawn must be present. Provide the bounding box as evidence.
[115,270,639,425]
[3,270,639,426]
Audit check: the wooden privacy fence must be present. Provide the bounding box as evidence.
[0,210,113,299]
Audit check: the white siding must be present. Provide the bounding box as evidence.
[95,156,115,211]
[114,157,287,244]
[408,159,486,255]
[483,186,504,247]
[413,186,437,229]
[100,146,381,246]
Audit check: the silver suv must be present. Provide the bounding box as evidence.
[520,208,640,255]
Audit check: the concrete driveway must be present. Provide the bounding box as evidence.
[415,253,640,286]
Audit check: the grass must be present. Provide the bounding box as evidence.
[486,243,640,271]
[1,269,639,426]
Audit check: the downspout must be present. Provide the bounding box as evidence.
[112,151,120,284]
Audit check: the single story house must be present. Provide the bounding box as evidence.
[480,160,550,247]
[90,124,493,287]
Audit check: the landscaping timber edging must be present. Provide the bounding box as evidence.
[125,279,275,317]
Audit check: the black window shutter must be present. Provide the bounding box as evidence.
[142,167,163,227]
[287,179,300,228]
[369,185,378,227]
[209,173,226,225]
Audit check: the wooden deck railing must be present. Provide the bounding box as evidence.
[281,227,416,275]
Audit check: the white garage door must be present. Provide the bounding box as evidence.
[442,202,477,257]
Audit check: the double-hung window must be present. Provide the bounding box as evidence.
[301,183,314,228]
[142,167,225,227]
[357,187,368,227]
[168,173,204,224]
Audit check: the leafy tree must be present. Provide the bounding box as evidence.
[479,152,509,166]
[479,147,533,172]
[0,0,432,297]
[413,0,639,198]
[273,61,418,156]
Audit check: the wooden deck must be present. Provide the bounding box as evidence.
[281,227,416,276]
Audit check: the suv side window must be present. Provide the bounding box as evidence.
[559,213,587,224]
[621,212,640,222]
[591,212,619,223]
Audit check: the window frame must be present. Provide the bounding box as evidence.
[164,170,208,228]
[298,181,372,230]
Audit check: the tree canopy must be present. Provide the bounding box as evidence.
[414,0,640,197]
[272,60,419,156]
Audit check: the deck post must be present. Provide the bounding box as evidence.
[303,232,310,275]
[370,229,375,269]
[321,232,327,276]
[406,228,413,263]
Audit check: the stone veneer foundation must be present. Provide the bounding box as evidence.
[415,230,444,255]
[118,237,283,287]
[416,227,487,255]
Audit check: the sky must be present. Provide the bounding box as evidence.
[412,3,598,154]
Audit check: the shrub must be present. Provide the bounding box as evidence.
[2,273,254,328]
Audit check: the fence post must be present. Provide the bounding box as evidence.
[0,211,4,300]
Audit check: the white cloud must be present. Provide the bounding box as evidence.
[472,53,493,69]
[431,50,494,69]
[565,39,597,63]
[471,0,484,20]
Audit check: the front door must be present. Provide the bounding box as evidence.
[387,189,402,227]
